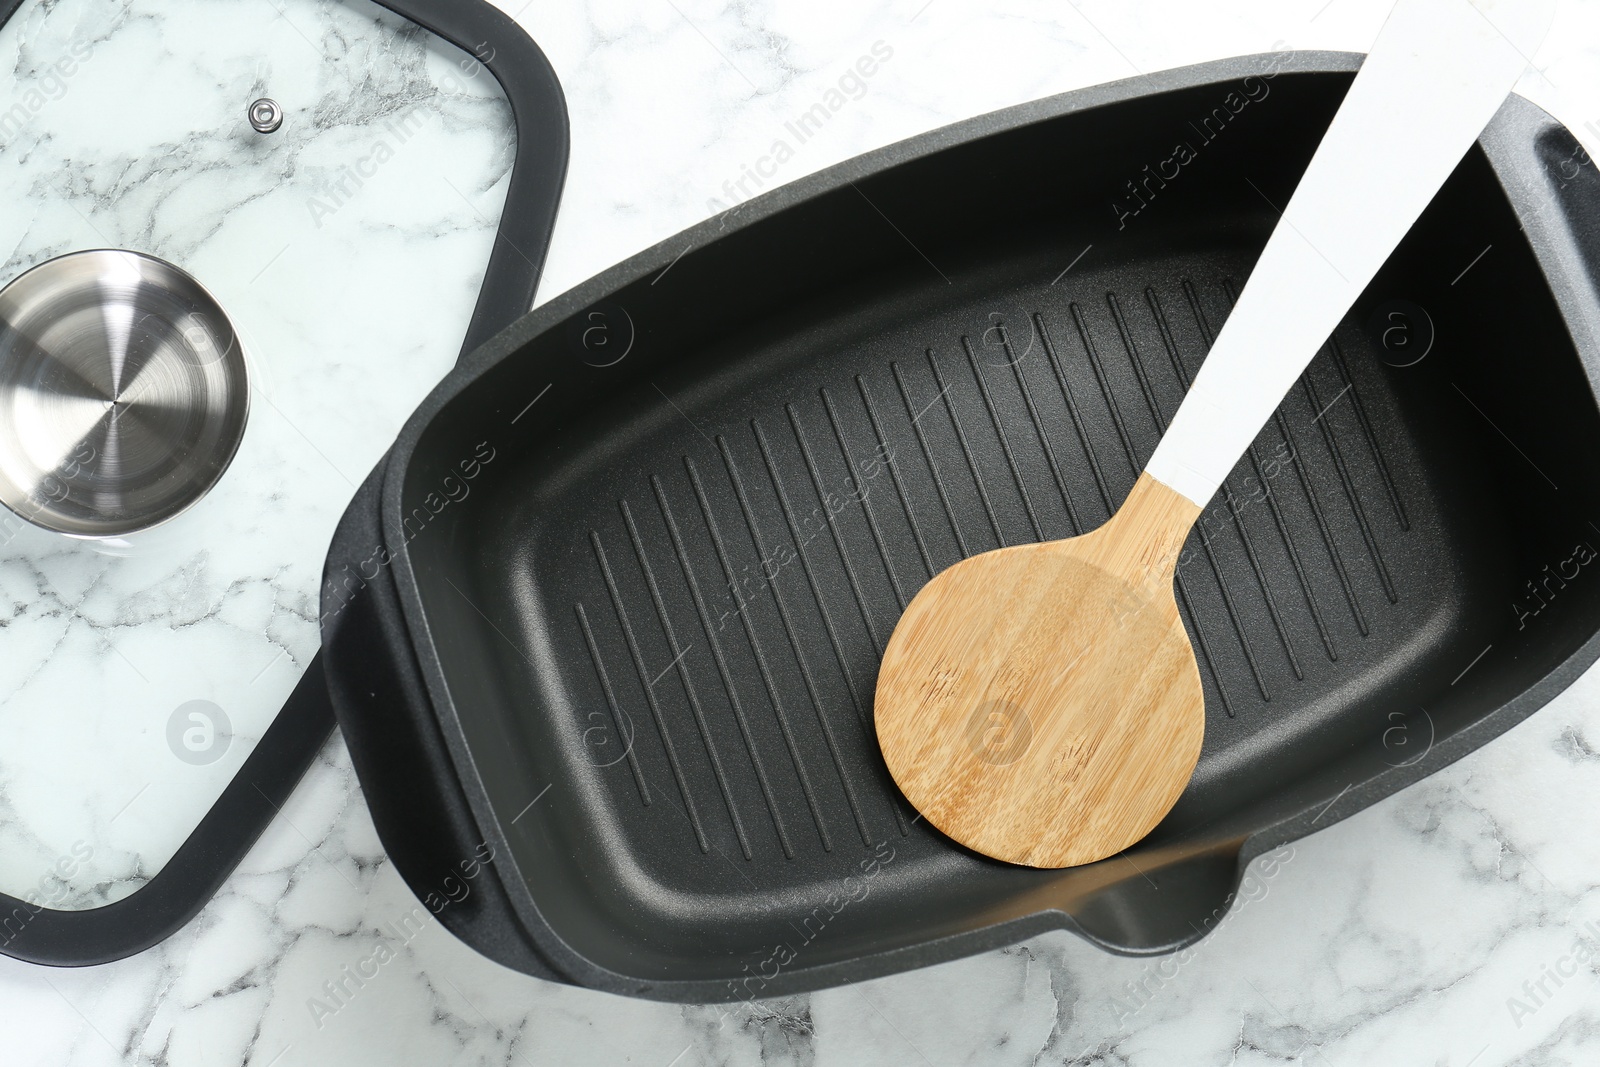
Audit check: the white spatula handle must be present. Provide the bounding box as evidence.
[1144,0,1554,507]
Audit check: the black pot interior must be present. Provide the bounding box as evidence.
[391,63,1600,993]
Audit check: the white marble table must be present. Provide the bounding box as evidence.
[6,0,1600,1063]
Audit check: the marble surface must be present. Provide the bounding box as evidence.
[6,0,1600,1063]
[0,0,513,902]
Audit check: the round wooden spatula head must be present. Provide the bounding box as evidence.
[875,475,1204,867]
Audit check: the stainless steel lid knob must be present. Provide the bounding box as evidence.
[0,250,249,537]
[248,98,284,134]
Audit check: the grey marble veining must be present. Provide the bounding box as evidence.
[4,0,1600,1064]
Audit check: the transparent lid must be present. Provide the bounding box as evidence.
[0,0,514,906]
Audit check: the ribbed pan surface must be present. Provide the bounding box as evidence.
[569,274,1422,862]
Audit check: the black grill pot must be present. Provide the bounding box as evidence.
[322,51,1600,1002]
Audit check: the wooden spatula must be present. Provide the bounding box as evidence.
[875,0,1555,868]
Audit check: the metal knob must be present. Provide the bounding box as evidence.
[248,98,283,134]
[0,250,249,537]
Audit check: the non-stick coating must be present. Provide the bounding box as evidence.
[331,53,1600,1001]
